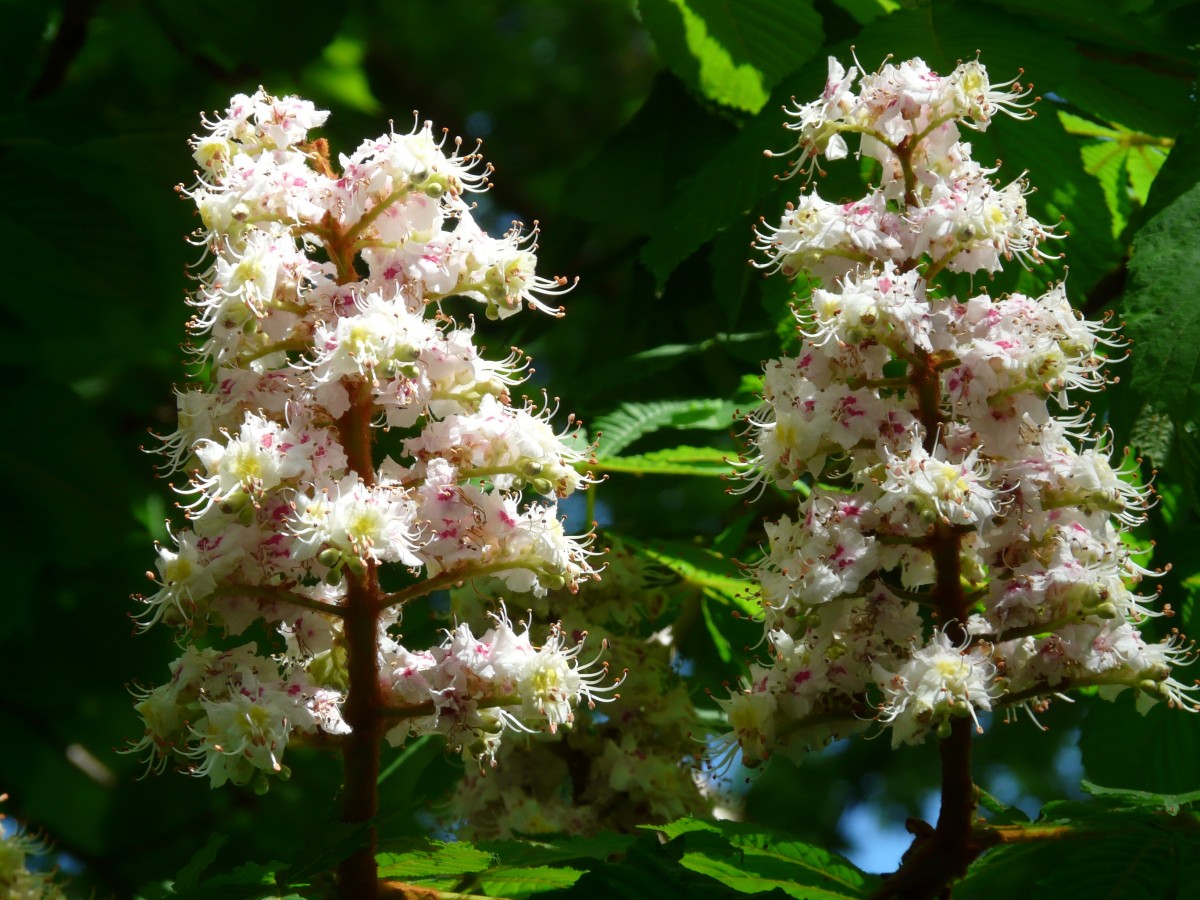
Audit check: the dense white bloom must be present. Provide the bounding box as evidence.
[188,412,314,511]
[405,394,589,497]
[381,611,614,764]
[807,263,934,351]
[140,526,246,628]
[289,475,421,567]
[877,440,998,531]
[717,54,1188,769]
[757,497,879,615]
[770,57,859,180]
[715,689,778,768]
[943,59,1037,127]
[754,189,904,282]
[129,644,335,787]
[878,631,996,746]
[449,220,574,319]
[136,90,595,789]
[308,293,441,384]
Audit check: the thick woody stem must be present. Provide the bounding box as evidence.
[331,243,383,897]
[337,561,383,900]
[872,163,982,893]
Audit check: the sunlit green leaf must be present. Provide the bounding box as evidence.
[638,0,824,112]
[478,865,584,897]
[375,842,495,878]
[592,400,738,457]
[301,35,382,114]
[646,818,878,898]
[590,445,731,477]
[830,0,900,25]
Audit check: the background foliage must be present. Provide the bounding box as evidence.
[3,0,1200,896]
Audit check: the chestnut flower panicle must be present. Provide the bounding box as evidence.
[131,90,603,789]
[718,56,1194,768]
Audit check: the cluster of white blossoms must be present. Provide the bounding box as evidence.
[443,543,709,838]
[131,90,604,789]
[382,607,616,764]
[717,56,1195,767]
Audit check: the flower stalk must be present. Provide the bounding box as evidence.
[131,90,607,898]
[720,53,1194,899]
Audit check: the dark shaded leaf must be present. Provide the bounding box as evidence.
[1124,182,1200,412]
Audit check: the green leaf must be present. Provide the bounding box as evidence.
[562,74,734,232]
[1123,182,1200,412]
[1056,54,1194,139]
[375,839,598,898]
[375,842,495,879]
[559,830,737,900]
[680,851,866,899]
[701,595,733,662]
[709,223,756,327]
[478,833,635,867]
[829,0,900,25]
[1126,141,1170,207]
[1142,103,1200,223]
[628,331,770,363]
[592,400,737,457]
[1080,693,1200,794]
[619,535,756,614]
[637,0,824,113]
[972,0,1198,63]
[1058,111,1124,140]
[478,865,584,897]
[643,817,724,840]
[590,445,731,477]
[638,112,778,287]
[377,733,437,786]
[300,35,382,114]
[1080,779,1200,815]
[174,862,289,900]
[960,808,1200,900]
[174,835,229,891]
[646,818,878,898]
[976,788,1031,825]
[1078,139,1131,239]
[1059,110,1171,238]
[1128,401,1176,466]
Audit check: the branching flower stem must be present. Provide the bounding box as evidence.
[211,584,345,618]
[332,240,384,900]
[380,562,554,611]
[740,53,1192,900]
[873,140,980,900]
[142,92,598,900]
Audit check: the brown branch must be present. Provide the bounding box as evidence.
[380,562,548,611]
[872,156,984,894]
[332,235,383,900]
[212,583,344,618]
[337,561,383,900]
